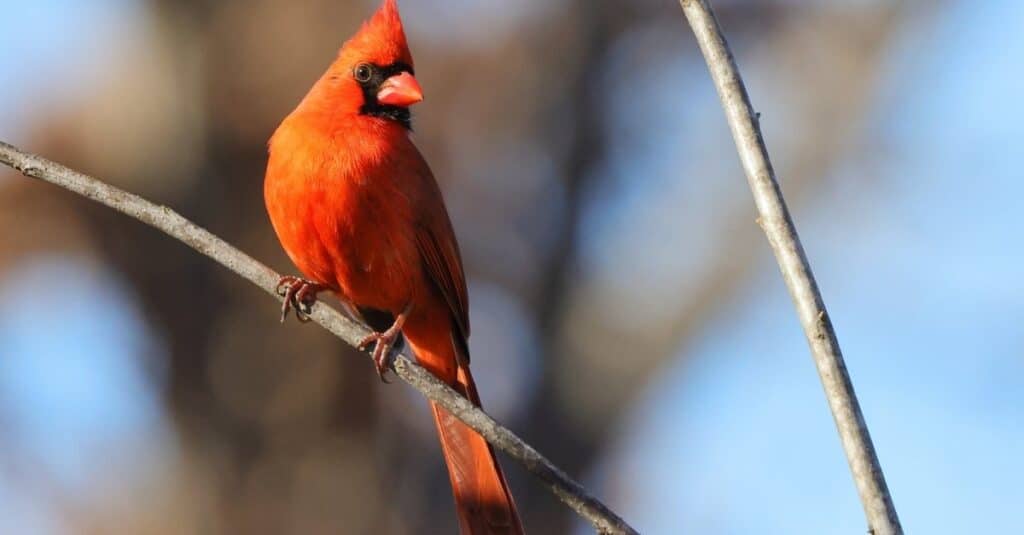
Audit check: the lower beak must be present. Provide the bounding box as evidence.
[377,72,424,107]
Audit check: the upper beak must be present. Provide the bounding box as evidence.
[376,72,424,107]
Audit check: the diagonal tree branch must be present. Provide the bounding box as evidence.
[0,140,638,535]
[677,1,903,534]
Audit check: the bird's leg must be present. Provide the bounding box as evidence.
[276,275,324,323]
[358,304,412,381]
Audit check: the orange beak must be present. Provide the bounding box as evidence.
[377,72,424,107]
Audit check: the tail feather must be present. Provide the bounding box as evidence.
[430,366,523,535]
[405,313,524,535]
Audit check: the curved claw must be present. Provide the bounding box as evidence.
[357,306,410,382]
[359,331,396,382]
[277,275,323,323]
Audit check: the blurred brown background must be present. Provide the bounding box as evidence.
[2,1,1022,534]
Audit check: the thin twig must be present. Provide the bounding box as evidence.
[676,2,902,534]
[0,140,638,535]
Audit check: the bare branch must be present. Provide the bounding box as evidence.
[0,140,638,535]
[677,1,902,534]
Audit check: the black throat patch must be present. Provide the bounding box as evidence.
[356,61,414,130]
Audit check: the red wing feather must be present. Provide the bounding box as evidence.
[415,224,470,340]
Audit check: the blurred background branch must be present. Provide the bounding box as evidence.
[678,1,901,533]
[0,140,638,535]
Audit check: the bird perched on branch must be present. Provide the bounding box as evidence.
[263,1,524,533]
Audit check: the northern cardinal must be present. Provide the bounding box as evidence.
[264,1,524,533]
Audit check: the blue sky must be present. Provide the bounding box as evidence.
[599,1,1024,533]
[0,0,141,142]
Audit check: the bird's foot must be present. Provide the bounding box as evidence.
[276,275,323,323]
[358,309,409,382]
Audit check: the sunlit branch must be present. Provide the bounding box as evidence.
[677,2,903,534]
[0,141,638,535]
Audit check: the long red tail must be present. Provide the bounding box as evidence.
[430,366,523,535]
[406,323,524,534]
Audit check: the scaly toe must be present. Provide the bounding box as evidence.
[358,333,379,351]
[276,276,322,324]
[276,276,298,297]
[373,346,392,383]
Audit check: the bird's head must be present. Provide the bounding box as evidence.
[305,0,422,130]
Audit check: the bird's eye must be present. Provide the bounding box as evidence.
[354,64,373,83]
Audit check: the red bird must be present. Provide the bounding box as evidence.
[264,1,524,533]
